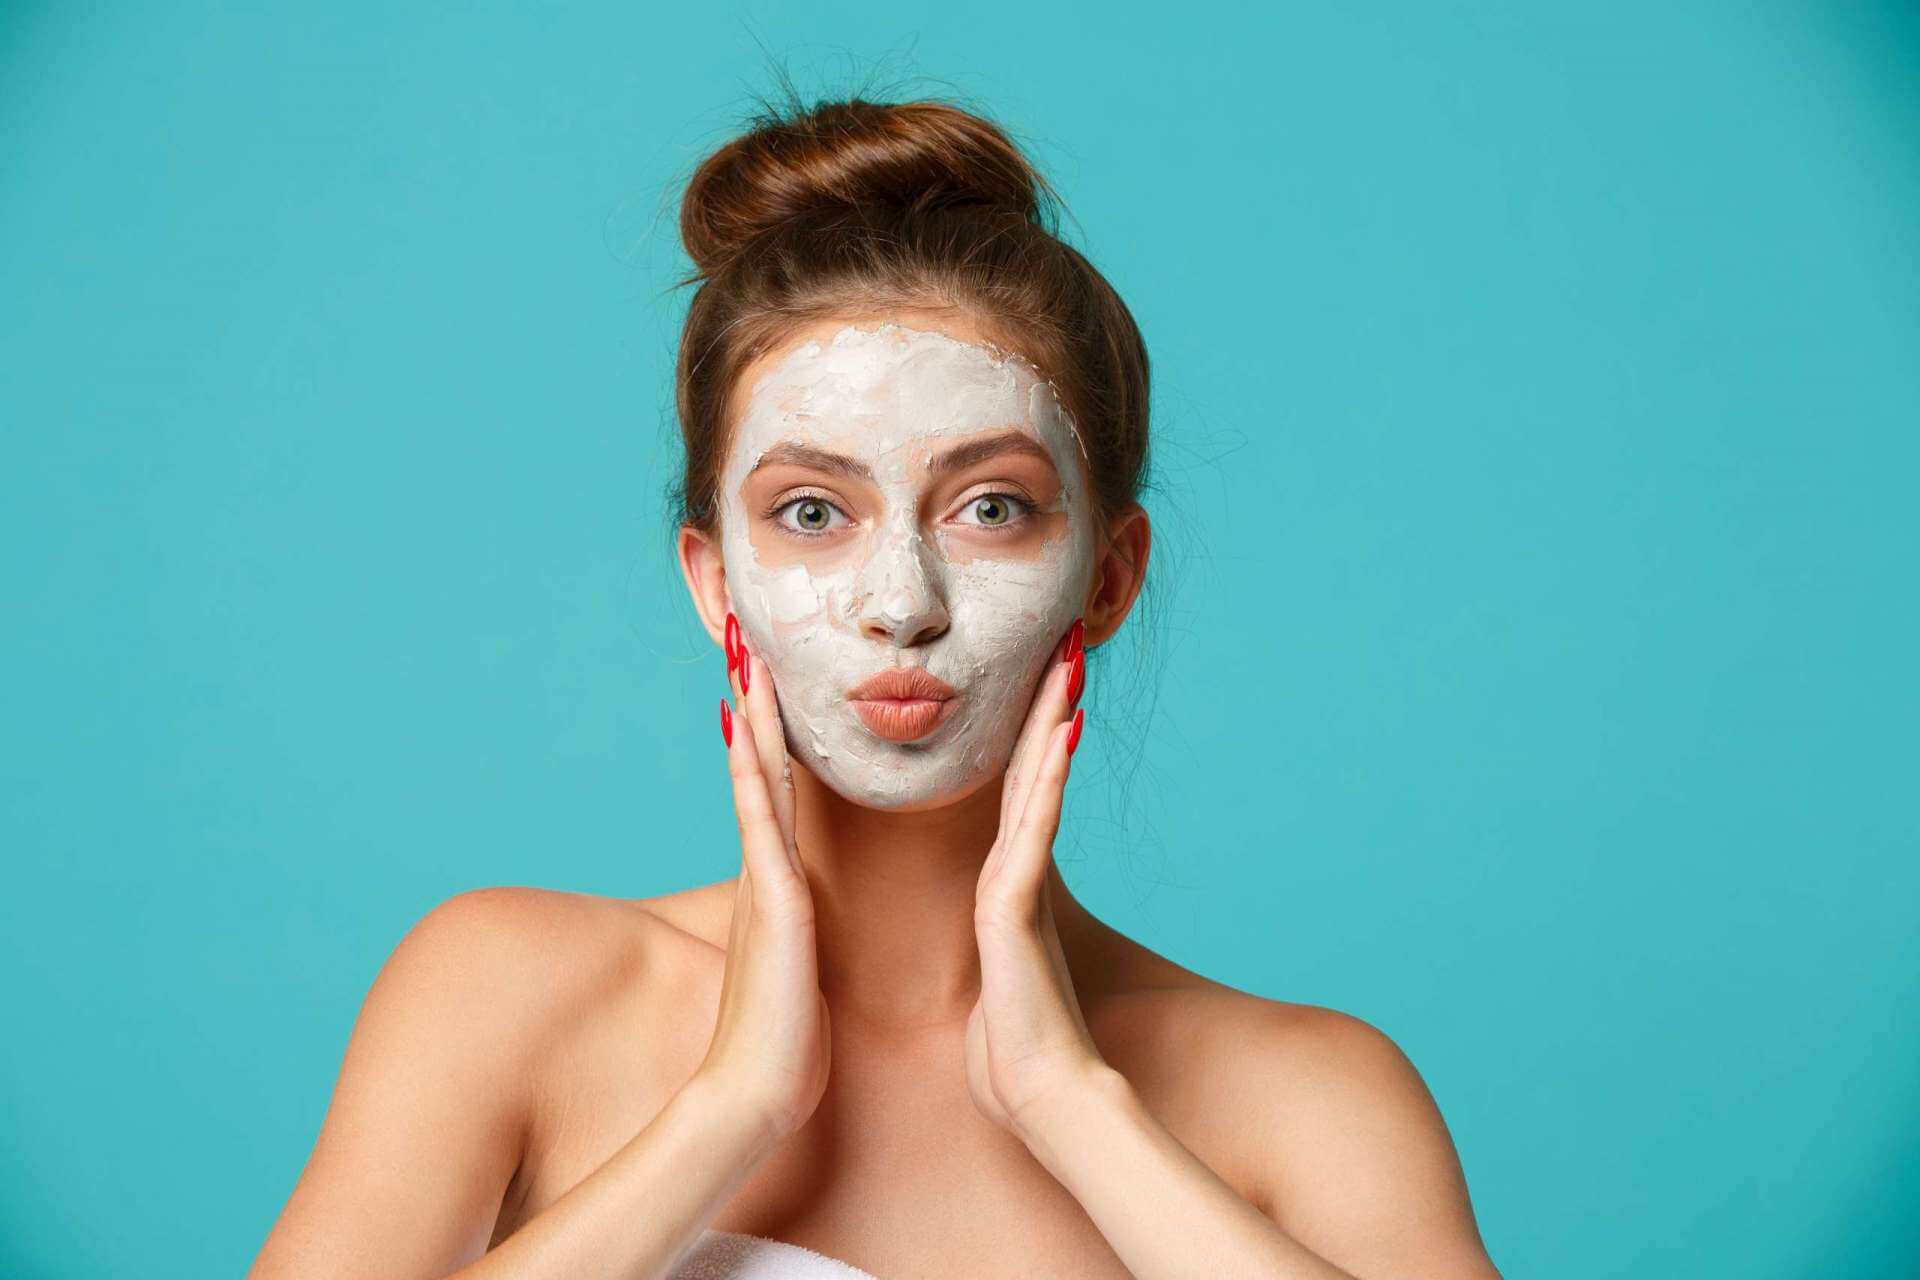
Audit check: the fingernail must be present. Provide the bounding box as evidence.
[738,644,751,694]
[1066,706,1085,756]
[724,612,740,673]
[1067,617,1085,662]
[719,698,732,747]
[1067,649,1085,708]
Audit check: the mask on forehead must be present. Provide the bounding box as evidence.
[717,321,1098,811]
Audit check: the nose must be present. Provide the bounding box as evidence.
[854,526,950,648]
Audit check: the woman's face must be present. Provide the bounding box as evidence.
[716,317,1099,811]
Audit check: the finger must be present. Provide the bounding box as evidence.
[725,610,797,857]
[1038,888,1094,1038]
[724,610,746,703]
[1000,715,1078,906]
[999,629,1080,832]
[735,639,797,856]
[726,855,754,960]
[1003,648,1077,837]
[721,695,806,910]
[1004,628,1071,779]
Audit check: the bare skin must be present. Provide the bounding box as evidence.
[326,877,1496,1279]
[248,309,1500,1280]
[500,884,1287,1264]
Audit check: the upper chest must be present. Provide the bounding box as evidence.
[494,914,1280,1275]
[507,1026,1151,1274]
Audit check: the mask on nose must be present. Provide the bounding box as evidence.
[717,321,1098,811]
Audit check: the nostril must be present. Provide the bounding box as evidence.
[852,554,950,647]
[901,615,949,649]
[858,613,948,648]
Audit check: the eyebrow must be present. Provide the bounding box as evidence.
[749,441,873,481]
[747,430,1055,482]
[929,430,1055,477]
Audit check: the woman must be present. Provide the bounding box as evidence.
[249,96,1503,1280]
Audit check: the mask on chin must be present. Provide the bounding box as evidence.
[716,320,1098,812]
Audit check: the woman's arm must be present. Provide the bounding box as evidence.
[1011,1007,1503,1280]
[967,634,1499,1278]
[443,1070,784,1280]
[246,888,787,1280]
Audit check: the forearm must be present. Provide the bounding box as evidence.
[448,1072,783,1280]
[1016,1065,1359,1280]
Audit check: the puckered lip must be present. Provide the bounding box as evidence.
[846,666,957,703]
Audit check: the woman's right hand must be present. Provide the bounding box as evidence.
[694,613,831,1143]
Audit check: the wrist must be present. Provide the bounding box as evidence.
[1010,1058,1133,1154]
[677,1069,794,1160]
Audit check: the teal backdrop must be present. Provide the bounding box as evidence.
[3,3,1915,1276]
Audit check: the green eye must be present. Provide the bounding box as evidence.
[775,495,845,535]
[963,494,1027,527]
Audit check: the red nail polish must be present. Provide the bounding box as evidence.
[724,613,740,672]
[1067,649,1085,708]
[719,698,732,746]
[1067,618,1085,662]
[1066,706,1085,756]
[738,645,751,694]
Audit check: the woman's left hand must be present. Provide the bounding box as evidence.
[965,618,1103,1139]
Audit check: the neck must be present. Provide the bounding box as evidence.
[787,761,1095,1032]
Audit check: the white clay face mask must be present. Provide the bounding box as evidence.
[717,320,1098,811]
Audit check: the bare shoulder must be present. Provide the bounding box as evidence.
[406,883,730,1021]
[1080,941,1501,1279]
[1251,1000,1501,1276]
[399,887,724,1181]
[249,887,680,1278]
[376,883,728,1088]
[419,881,733,958]
[363,888,654,1080]
[402,885,653,990]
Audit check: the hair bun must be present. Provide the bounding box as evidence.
[679,97,1051,277]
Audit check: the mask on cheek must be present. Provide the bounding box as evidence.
[715,321,1098,812]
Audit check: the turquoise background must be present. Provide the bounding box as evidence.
[3,3,1915,1276]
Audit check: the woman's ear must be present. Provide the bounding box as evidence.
[677,523,730,649]
[1083,501,1150,649]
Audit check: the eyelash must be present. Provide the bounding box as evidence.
[765,490,1035,538]
[765,490,847,538]
[954,492,1035,530]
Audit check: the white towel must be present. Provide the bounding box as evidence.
[668,1228,883,1279]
